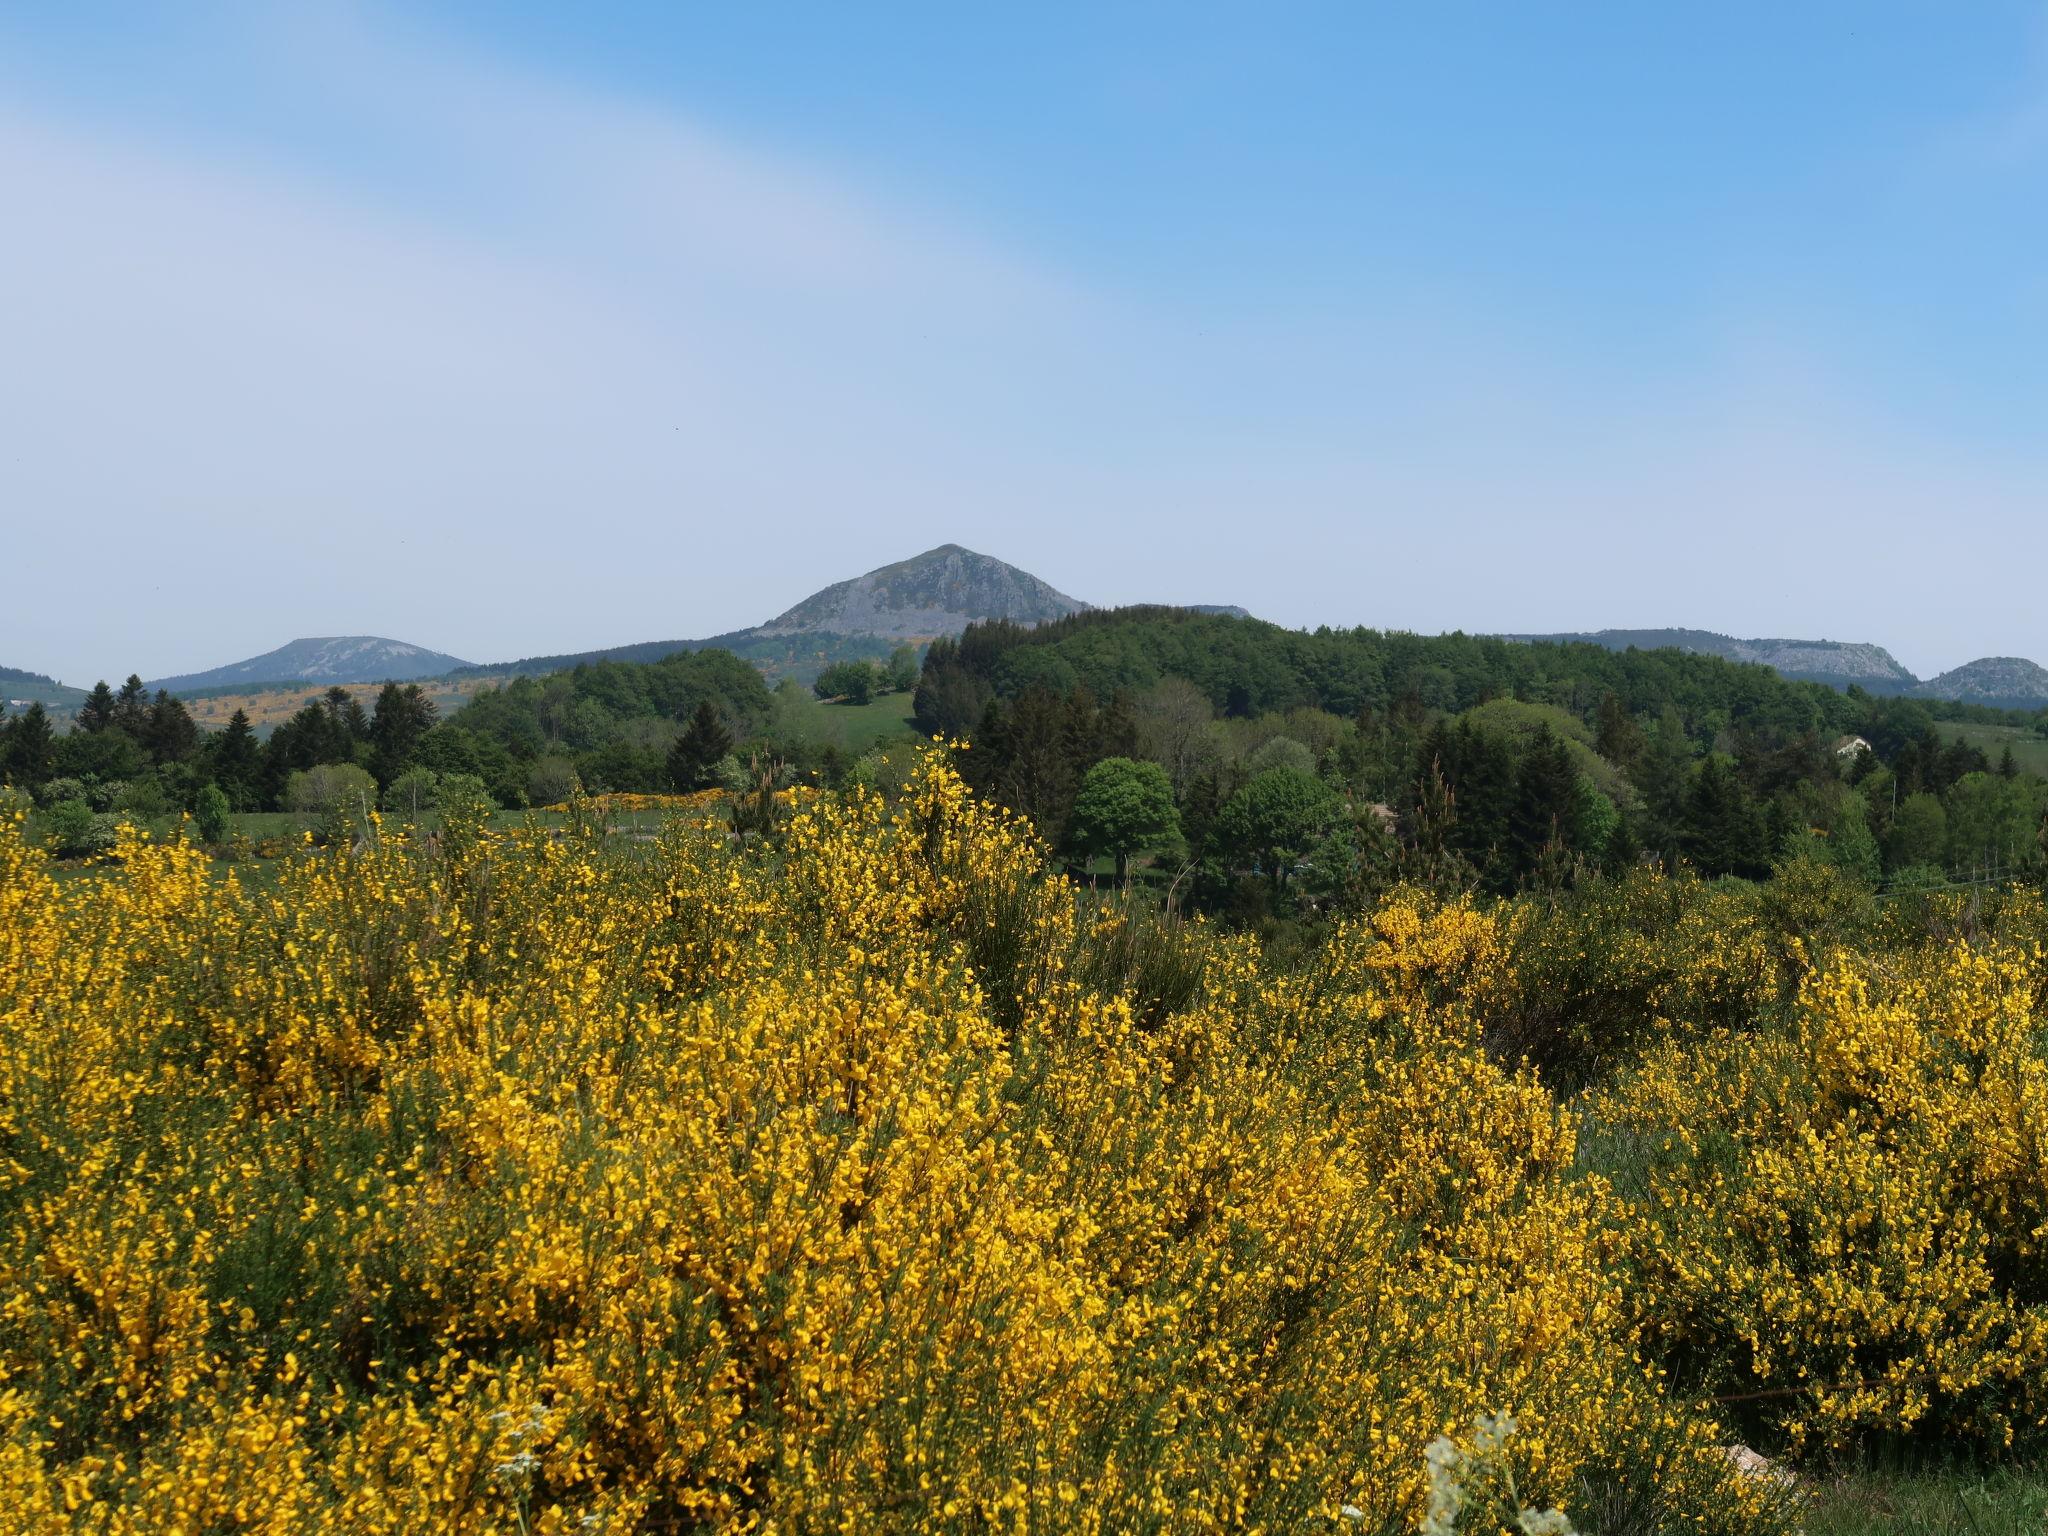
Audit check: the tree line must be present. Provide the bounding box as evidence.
[913,608,2048,914]
[0,643,882,844]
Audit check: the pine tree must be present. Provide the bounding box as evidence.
[143,691,200,765]
[3,702,55,789]
[1593,692,1645,774]
[371,684,439,785]
[112,675,148,734]
[667,700,734,791]
[1509,726,1581,882]
[1402,754,1474,894]
[211,710,262,808]
[1600,811,1641,881]
[1634,707,1694,863]
[999,687,1077,844]
[324,688,372,747]
[2000,746,2019,780]
[1683,756,1769,878]
[76,681,117,734]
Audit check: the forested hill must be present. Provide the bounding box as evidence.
[913,607,1881,741]
[0,667,88,715]
[1505,626,2048,709]
[912,606,2048,899]
[1502,627,1917,692]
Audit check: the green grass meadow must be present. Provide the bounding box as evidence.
[783,690,922,753]
[1803,1464,2048,1536]
[1938,722,2048,779]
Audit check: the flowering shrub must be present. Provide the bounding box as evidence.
[6,763,2027,1531]
[1593,917,2048,1452]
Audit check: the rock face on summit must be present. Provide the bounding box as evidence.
[1506,629,1917,692]
[1913,657,2048,709]
[757,545,1088,640]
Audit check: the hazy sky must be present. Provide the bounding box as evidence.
[5,2,2047,685]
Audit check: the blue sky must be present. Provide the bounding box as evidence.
[4,2,2046,683]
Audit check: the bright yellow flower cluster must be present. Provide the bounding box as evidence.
[539,789,727,813]
[0,767,1821,1532]
[539,787,820,815]
[1592,912,2048,1450]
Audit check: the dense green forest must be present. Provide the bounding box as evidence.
[7,610,2046,912]
[914,608,2048,907]
[0,647,902,850]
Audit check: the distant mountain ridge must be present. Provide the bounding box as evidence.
[1915,656,2048,709]
[457,545,1101,683]
[1507,629,1917,690]
[127,547,1235,693]
[757,544,1086,639]
[1509,627,2048,709]
[151,637,475,694]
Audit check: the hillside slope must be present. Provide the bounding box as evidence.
[151,637,475,693]
[757,545,1087,639]
[1913,657,2048,710]
[0,666,87,715]
[1506,628,1917,691]
[458,545,1091,683]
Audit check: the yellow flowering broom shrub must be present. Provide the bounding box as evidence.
[0,763,1804,1532]
[1590,906,2048,1452]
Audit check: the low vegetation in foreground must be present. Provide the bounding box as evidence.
[3,752,2048,1531]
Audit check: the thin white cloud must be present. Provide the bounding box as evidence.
[0,9,1095,684]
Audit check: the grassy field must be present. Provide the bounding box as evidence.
[1938,722,2048,778]
[1804,1465,2048,1536]
[783,690,922,753]
[178,677,492,730]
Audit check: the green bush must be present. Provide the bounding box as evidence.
[526,756,581,807]
[47,799,117,859]
[193,784,232,845]
[34,777,87,810]
[380,768,441,820]
[112,775,171,818]
[814,661,878,705]
[283,763,378,817]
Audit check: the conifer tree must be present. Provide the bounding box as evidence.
[1509,725,1581,879]
[370,684,439,785]
[2,702,54,789]
[211,710,262,807]
[112,675,148,734]
[76,681,117,734]
[1683,756,1770,878]
[1601,810,1641,880]
[1594,691,1646,774]
[667,699,734,791]
[143,691,200,765]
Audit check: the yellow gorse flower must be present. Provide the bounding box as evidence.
[9,768,2019,1531]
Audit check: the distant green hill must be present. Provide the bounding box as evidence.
[1504,628,1918,692]
[0,666,87,716]
[150,637,475,694]
[1506,627,2048,710]
[453,629,904,687]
